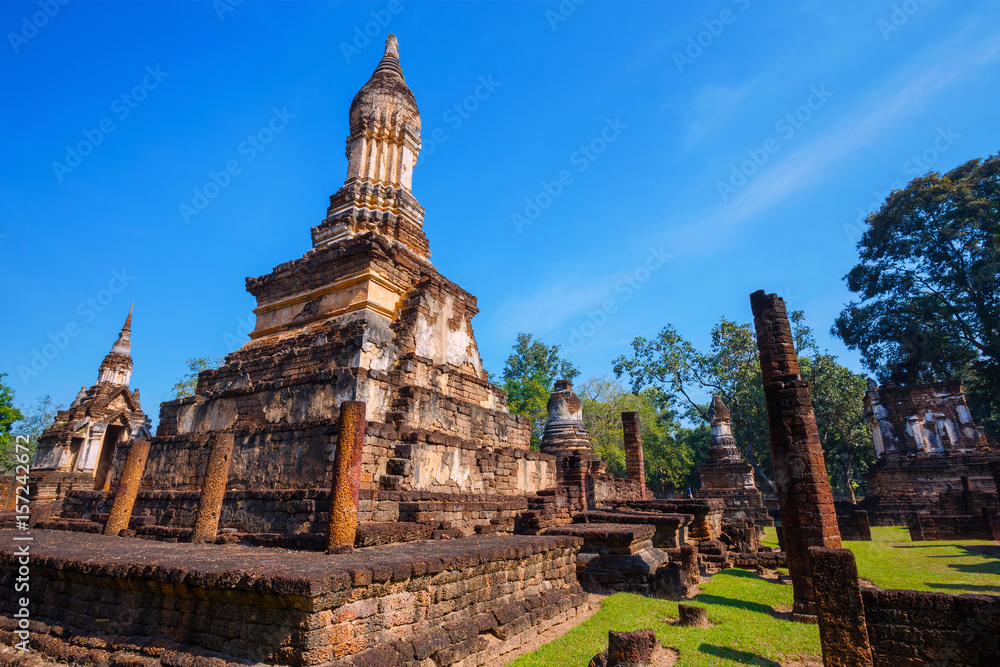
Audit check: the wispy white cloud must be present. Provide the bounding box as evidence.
[683,21,1000,242]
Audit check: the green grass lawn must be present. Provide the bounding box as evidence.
[508,527,1000,667]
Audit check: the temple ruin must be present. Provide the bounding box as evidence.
[28,306,152,510]
[695,395,771,526]
[859,379,999,538]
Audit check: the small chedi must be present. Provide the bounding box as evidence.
[695,395,770,526]
[26,306,151,511]
[859,379,1000,539]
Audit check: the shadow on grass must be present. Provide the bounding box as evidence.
[695,594,789,620]
[698,644,779,666]
[925,582,1000,593]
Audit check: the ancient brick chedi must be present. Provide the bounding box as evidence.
[860,378,1000,530]
[696,395,770,525]
[750,290,841,621]
[32,306,152,493]
[40,35,562,543]
[138,36,537,503]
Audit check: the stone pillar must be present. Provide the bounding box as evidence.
[622,412,646,499]
[750,290,841,621]
[808,547,874,667]
[679,544,699,581]
[190,431,235,544]
[3,481,17,512]
[990,461,1000,496]
[103,438,151,536]
[326,401,367,554]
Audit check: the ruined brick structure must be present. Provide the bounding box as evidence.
[696,395,771,525]
[37,36,562,542]
[30,306,152,502]
[621,412,646,499]
[750,290,841,621]
[860,379,999,528]
[809,547,1000,667]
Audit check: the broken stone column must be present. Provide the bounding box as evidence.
[621,411,646,499]
[750,290,841,621]
[326,400,367,554]
[808,547,874,667]
[588,629,669,667]
[103,438,150,536]
[678,604,709,627]
[190,431,235,543]
[680,544,700,581]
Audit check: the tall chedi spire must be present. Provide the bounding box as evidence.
[97,304,134,386]
[311,34,429,259]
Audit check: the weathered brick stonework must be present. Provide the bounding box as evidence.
[808,547,874,667]
[103,439,150,536]
[750,290,841,620]
[0,529,589,667]
[327,401,366,553]
[621,412,646,499]
[861,380,999,530]
[696,396,771,525]
[30,309,152,506]
[861,588,1000,667]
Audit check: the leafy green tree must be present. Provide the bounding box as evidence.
[0,373,25,473]
[613,318,776,492]
[8,395,62,473]
[614,313,875,500]
[499,333,579,450]
[577,377,696,494]
[172,356,225,399]
[833,152,1000,437]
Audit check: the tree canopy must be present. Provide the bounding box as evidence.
[833,152,1000,436]
[613,312,874,499]
[7,395,62,474]
[0,372,24,473]
[172,356,225,399]
[576,377,693,492]
[498,333,579,449]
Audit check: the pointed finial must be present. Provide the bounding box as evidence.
[373,34,403,76]
[123,302,134,333]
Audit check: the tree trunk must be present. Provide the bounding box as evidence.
[739,444,778,494]
[842,450,857,504]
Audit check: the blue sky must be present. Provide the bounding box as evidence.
[3,0,1000,424]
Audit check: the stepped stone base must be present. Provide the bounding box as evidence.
[0,530,587,667]
[544,523,669,595]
